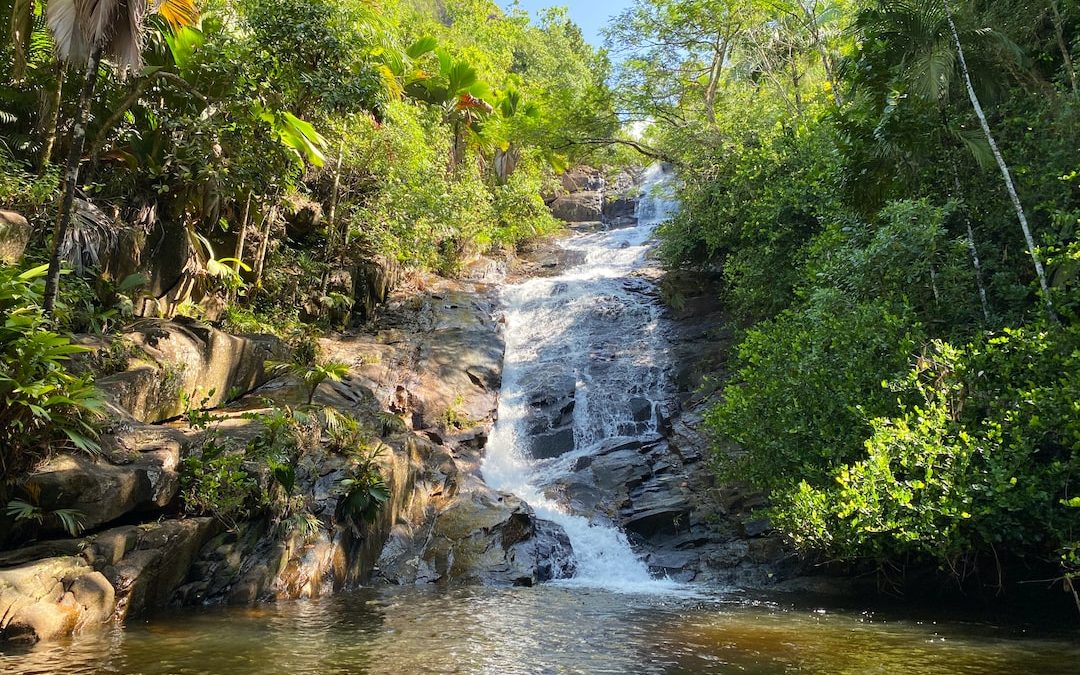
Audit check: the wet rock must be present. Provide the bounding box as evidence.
[378,489,574,587]
[530,427,576,460]
[602,196,638,227]
[105,518,216,619]
[590,449,650,492]
[646,549,695,575]
[621,481,693,540]
[629,397,653,423]
[0,210,31,264]
[550,192,603,223]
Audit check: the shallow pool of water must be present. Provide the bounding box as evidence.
[4,585,1078,674]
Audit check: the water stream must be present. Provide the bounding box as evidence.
[5,166,1079,673]
[482,164,679,592]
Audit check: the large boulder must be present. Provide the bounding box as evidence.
[104,518,216,619]
[550,192,603,223]
[0,518,215,643]
[351,258,398,323]
[97,318,285,423]
[603,196,639,226]
[0,557,114,643]
[560,167,604,193]
[376,488,574,586]
[0,210,32,264]
[26,425,186,533]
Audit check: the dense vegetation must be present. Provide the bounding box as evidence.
[1,0,619,318]
[3,0,1078,610]
[0,0,621,533]
[616,0,1080,597]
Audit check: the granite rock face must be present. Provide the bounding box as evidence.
[0,210,31,264]
[96,318,285,424]
[0,519,216,643]
[550,191,603,223]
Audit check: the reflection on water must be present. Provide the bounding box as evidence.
[3,586,1078,675]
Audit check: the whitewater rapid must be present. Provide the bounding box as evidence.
[481,165,682,593]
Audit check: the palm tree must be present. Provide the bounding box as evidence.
[41,0,199,315]
[390,40,494,169]
[941,0,1054,320]
[853,0,1054,320]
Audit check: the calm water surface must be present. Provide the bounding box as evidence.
[3,585,1078,674]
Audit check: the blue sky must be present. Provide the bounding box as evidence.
[503,1,635,46]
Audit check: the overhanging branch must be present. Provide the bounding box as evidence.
[553,137,675,164]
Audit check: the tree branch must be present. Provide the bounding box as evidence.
[552,137,675,164]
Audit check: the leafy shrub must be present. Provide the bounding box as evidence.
[266,355,350,405]
[708,291,924,490]
[180,437,262,531]
[490,162,561,249]
[0,149,60,211]
[0,264,103,481]
[334,444,389,532]
[774,324,1080,580]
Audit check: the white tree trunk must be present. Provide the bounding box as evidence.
[944,1,1056,321]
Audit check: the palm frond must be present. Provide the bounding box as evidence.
[47,0,91,64]
[59,196,116,274]
[154,0,199,30]
[109,0,148,73]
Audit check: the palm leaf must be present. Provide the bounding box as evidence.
[47,0,91,64]
[154,0,199,29]
[406,36,437,60]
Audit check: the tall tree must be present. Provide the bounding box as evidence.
[42,0,199,314]
[942,0,1054,319]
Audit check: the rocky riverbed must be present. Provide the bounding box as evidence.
[1,222,806,645]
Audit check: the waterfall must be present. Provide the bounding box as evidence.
[482,165,681,592]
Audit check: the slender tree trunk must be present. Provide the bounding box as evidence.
[942,105,992,322]
[790,46,803,112]
[1050,0,1077,94]
[321,138,346,296]
[963,218,991,321]
[799,0,843,106]
[703,36,727,124]
[944,2,1055,321]
[44,47,103,316]
[38,66,65,173]
[229,189,252,303]
[9,0,32,82]
[252,203,275,294]
[451,119,463,171]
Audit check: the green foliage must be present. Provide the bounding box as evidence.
[0,148,59,211]
[625,0,1080,589]
[266,354,349,405]
[5,498,85,537]
[0,264,103,480]
[181,436,261,531]
[334,444,390,530]
[709,292,923,490]
[777,326,1080,575]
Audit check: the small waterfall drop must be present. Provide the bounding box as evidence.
[482,165,681,592]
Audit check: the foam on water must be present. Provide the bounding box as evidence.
[482,165,684,594]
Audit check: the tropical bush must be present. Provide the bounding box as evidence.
[0,264,102,482]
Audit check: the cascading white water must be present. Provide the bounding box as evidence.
[482,164,681,593]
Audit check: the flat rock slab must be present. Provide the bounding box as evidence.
[26,424,186,533]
